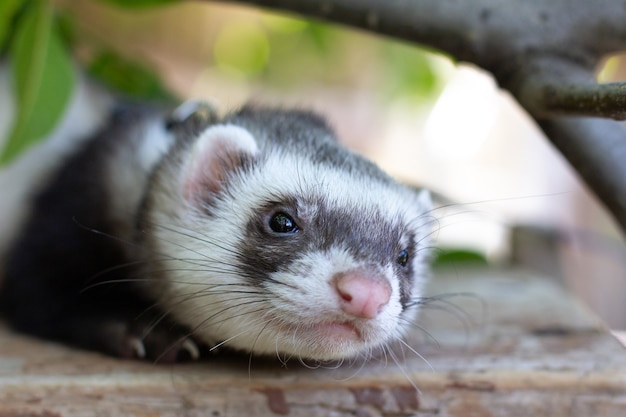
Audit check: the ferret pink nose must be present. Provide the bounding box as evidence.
[335,272,391,319]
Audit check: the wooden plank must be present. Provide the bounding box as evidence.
[0,268,624,416]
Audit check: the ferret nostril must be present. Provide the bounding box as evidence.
[340,293,353,302]
[334,271,391,319]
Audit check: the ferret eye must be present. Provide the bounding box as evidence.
[397,249,409,267]
[269,212,299,234]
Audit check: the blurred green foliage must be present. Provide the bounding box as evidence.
[431,248,489,268]
[0,0,23,51]
[0,0,442,164]
[383,42,439,101]
[98,0,178,7]
[213,21,271,77]
[1,0,74,164]
[88,51,172,101]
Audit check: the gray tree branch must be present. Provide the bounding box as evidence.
[540,118,626,225]
[212,0,626,235]
[521,82,626,120]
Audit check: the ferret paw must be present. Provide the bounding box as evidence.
[103,320,202,363]
[134,330,202,363]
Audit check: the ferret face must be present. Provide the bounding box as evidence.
[146,120,432,361]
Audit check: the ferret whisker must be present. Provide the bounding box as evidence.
[398,317,441,348]
[247,317,277,375]
[143,257,241,270]
[78,230,244,281]
[74,216,237,276]
[386,343,421,393]
[140,285,266,319]
[374,345,388,368]
[323,358,345,370]
[155,302,274,365]
[183,309,275,359]
[210,320,265,352]
[413,297,483,346]
[275,349,293,368]
[418,297,472,321]
[273,324,295,367]
[80,269,249,293]
[289,323,303,360]
[355,349,372,369]
[142,225,238,265]
[191,295,269,316]
[397,336,434,374]
[133,264,241,278]
[82,257,178,286]
[142,292,264,332]
[415,225,443,248]
[413,292,486,328]
[415,291,485,305]
[427,191,568,215]
[408,213,441,231]
[150,222,250,260]
[162,292,268,324]
[131,287,264,332]
[190,304,272,336]
[142,311,173,342]
[195,288,267,297]
[297,356,323,369]
[329,354,367,381]
[80,277,152,293]
[379,344,390,367]
[72,217,149,250]
[71,217,205,268]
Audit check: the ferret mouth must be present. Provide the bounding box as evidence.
[307,321,362,341]
[281,320,365,343]
[260,315,395,361]
[265,319,389,360]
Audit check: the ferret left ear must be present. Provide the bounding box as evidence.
[182,124,259,203]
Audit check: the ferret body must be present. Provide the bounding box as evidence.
[0,93,432,363]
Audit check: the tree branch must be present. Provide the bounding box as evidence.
[212,0,626,74]
[539,118,626,233]
[522,82,626,120]
[211,0,626,235]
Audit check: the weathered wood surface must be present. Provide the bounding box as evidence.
[0,268,624,417]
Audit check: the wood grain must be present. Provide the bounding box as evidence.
[0,268,624,416]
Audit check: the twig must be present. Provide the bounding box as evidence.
[521,82,626,120]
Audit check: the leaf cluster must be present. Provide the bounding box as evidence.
[0,0,175,164]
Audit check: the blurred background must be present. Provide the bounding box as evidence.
[6,0,626,329]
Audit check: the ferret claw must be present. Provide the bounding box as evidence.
[130,337,146,359]
[181,338,200,361]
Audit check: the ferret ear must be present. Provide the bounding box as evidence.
[182,124,258,202]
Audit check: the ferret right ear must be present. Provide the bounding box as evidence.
[182,124,259,203]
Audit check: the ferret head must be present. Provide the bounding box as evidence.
[143,107,433,361]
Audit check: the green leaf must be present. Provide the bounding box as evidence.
[1,0,75,164]
[383,42,439,101]
[88,50,172,101]
[0,0,24,51]
[432,248,489,268]
[96,0,179,8]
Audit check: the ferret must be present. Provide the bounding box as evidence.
[0,90,432,363]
